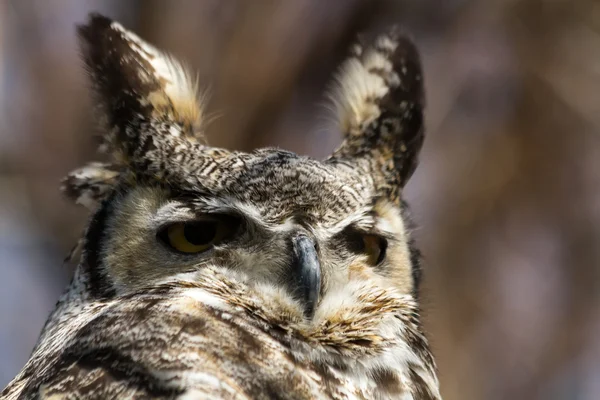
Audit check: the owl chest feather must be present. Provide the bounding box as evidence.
[2,268,439,400]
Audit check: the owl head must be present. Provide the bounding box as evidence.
[63,14,425,323]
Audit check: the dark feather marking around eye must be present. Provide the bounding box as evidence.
[401,200,423,297]
[83,191,118,299]
[342,229,367,254]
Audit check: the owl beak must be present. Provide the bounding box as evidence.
[291,235,321,318]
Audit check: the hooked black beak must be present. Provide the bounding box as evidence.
[290,235,321,318]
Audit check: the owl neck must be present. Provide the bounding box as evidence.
[171,266,442,399]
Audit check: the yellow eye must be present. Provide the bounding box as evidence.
[159,215,240,254]
[363,234,387,266]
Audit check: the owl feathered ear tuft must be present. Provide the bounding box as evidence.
[327,28,425,200]
[62,13,210,209]
[77,13,206,160]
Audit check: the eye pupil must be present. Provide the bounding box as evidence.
[183,221,217,245]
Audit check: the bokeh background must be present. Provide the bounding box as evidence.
[1,1,599,399]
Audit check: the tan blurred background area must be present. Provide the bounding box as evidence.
[1,0,600,398]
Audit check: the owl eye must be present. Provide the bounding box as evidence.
[344,229,388,266]
[362,234,387,266]
[158,215,240,254]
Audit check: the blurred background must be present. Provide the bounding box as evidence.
[1,0,599,398]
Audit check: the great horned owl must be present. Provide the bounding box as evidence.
[1,13,441,400]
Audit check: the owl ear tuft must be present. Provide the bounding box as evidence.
[77,13,206,163]
[61,162,120,210]
[326,28,425,200]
